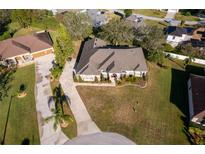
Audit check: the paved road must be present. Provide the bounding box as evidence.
[59,59,101,136]
[134,13,164,22]
[35,54,69,144]
[134,13,205,26]
[165,11,177,19]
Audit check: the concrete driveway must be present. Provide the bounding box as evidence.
[34,54,69,144]
[59,59,101,136]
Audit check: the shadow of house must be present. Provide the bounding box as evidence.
[170,69,189,119]
[170,64,205,122]
[185,65,205,76]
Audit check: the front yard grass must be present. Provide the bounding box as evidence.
[175,13,201,21]
[0,64,40,144]
[133,9,166,18]
[76,59,205,144]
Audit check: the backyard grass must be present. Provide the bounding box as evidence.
[175,13,201,21]
[76,59,205,144]
[13,27,42,37]
[133,9,166,18]
[144,19,168,29]
[0,64,40,144]
[50,79,77,139]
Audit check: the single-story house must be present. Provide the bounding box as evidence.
[166,26,194,47]
[191,27,205,48]
[86,9,108,28]
[187,74,205,126]
[74,38,148,82]
[126,14,144,29]
[0,31,54,66]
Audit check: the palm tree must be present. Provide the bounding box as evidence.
[50,84,68,113]
[46,84,73,131]
[45,108,73,131]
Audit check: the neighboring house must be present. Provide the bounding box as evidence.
[191,27,205,48]
[0,31,54,66]
[86,9,108,28]
[188,74,205,126]
[51,9,86,15]
[74,38,148,82]
[166,26,194,47]
[126,14,144,29]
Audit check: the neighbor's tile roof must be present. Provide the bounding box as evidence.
[0,31,53,59]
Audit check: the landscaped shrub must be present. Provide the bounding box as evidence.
[73,73,78,82]
[94,76,98,83]
[163,43,174,52]
[189,126,205,144]
[50,64,63,79]
[78,75,83,83]
[19,84,26,93]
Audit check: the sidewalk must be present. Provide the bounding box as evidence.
[59,59,101,136]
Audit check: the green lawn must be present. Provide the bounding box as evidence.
[175,13,201,21]
[144,19,168,29]
[0,64,40,145]
[133,9,166,18]
[13,27,42,37]
[76,59,205,144]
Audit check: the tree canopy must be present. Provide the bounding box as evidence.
[11,10,33,28]
[53,25,74,68]
[124,9,133,17]
[99,18,135,46]
[135,25,165,64]
[57,12,93,40]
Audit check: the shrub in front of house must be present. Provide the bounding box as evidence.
[73,73,78,82]
[78,75,83,83]
[94,76,98,83]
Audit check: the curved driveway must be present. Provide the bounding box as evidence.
[59,59,101,136]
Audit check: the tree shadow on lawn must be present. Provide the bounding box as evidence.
[21,138,30,145]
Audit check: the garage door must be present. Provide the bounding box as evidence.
[32,49,53,58]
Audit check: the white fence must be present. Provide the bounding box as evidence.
[164,52,205,65]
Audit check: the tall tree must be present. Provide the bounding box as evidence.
[54,25,73,68]
[11,10,32,28]
[0,10,11,28]
[0,67,15,102]
[124,9,133,17]
[45,108,73,131]
[99,18,134,46]
[135,25,165,64]
[57,12,92,40]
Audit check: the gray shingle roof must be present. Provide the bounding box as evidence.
[167,26,194,37]
[75,38,148,75]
